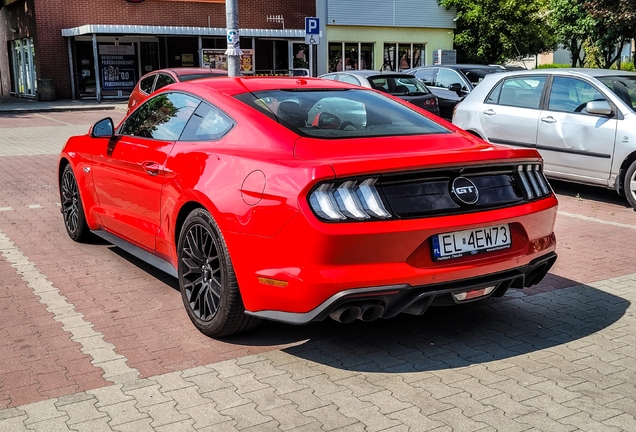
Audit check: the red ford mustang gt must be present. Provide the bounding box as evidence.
[59,77,558,337]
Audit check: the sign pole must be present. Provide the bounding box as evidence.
[225,0,241,77]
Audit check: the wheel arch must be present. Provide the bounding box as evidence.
[174,200,207,248]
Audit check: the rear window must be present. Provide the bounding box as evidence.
[368,76,430,95]
[460,67,503,87]
[178,73,221,82]
[235,89,448,139]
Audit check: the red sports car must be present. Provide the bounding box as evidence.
[127,67,228,113]
[59,77,558,337]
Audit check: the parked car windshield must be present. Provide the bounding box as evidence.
[236,89,449,139]
[459,67,504,87]
[597,75,636,111]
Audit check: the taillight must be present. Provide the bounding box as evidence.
[516,163,551,200]
[309,178,392,222]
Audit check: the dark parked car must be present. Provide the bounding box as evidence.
[319,70,440,117]
[404,64,504,120]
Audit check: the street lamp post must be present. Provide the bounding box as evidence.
[225,0,241,77]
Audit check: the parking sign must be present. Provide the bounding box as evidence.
[305,17,319,35]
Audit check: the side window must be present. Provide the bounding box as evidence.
[436,69,465,90]
[486,81,503,104]
[497,77,546,109]
[154,73,176,91]
[181,103,234,141]
[413,69,435,86]
[139,75,156,94]
[321,74,338,81]
[120,92,200,140]
[548,77,606,113]
[338,74,362,85]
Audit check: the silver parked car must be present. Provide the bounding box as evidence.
[453,68,636,209]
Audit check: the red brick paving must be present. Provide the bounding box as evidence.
[1,150,636,409]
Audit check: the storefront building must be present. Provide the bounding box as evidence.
[0,0,314,100]
[1,0,455,101]
[316,0,456,75]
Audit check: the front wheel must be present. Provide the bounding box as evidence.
[177,208,260,337]
[60,164,91,242]
[624,160,636,210]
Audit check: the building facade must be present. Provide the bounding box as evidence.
[1,0,455,101]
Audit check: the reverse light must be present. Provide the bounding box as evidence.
[452,286,496,301]
[309,178,392,221]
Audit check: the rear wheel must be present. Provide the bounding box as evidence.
[60,165,91,242]
[625,160,636,210]
[177,208,260,337]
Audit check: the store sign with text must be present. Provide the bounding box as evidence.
[98,45,137,91]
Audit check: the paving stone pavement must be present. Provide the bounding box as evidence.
[1,103,636,431]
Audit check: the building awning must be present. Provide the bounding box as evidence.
[61,24,304,38]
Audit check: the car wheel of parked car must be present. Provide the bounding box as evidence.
[60,165,91,242]
[624,160,636,210]
[178,208,261,337]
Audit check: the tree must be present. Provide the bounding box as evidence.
[549,0,595,67]
[439,0,556,64]
[583,0,634,68]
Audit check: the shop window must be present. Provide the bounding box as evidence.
[383,43,426,71]
[329,42,374,73]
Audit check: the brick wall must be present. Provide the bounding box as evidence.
[18,0,314,99]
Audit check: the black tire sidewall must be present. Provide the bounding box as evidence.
[177,208,234,335]
[625,161,636,210]
[61,165,88,241]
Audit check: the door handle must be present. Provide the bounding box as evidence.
[541,116,557,124]
[142,161,160,176]
[482,109,496,116]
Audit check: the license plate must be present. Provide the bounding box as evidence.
[431,224,511,261]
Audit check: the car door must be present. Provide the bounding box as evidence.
[537,76,618,183]
[479,75,547,149]
[91,92,200,250]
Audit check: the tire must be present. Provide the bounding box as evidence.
[625,160,636,210]
[177,208,261,337]
[60,164,91,242]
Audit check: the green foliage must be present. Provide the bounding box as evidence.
[439,0,556,65]
[536,63,572,68]
[548,0,595,66]
[610,61,636,71]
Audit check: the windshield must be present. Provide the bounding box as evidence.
[367,76,430,95]
[460,67,504,87]
[235,89,449,139]
[597,75,636,111]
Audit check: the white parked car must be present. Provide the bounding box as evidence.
[453,68,636,209]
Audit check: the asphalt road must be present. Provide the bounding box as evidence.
[1,109,636,431]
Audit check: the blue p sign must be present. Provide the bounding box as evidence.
[305,17,319,35]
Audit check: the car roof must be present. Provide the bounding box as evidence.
[175,76,362,96]
[324,70,417,78]
[492,68,636,78]
[409,64,502,71]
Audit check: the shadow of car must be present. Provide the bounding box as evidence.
[404,64,504,120]
[319,70,441,118]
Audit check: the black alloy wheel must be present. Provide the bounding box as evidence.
[60,164,91,242]
[178,208,260,337]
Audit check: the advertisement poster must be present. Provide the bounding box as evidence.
[98,44,137,91]
[202,49,254,74]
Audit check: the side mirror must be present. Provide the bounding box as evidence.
[448,83,464,96]
[90,118,114,138]
[311,112,341,129]
[586,100,613,116]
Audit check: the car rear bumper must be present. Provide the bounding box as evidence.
[245,251,557,324]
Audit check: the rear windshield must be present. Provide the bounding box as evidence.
[459,67,503,87]
[235,89,449,139]
[597,75,636,111]
[178,73,219,82]
[368,76,431,95]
